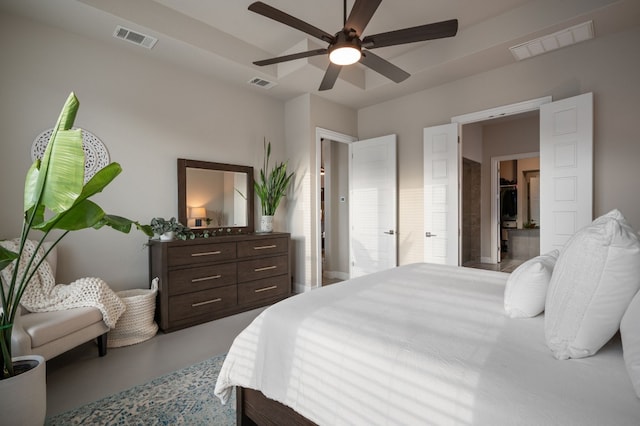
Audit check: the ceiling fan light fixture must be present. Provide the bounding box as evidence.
[329,33,362,65]
[330,45,361,65]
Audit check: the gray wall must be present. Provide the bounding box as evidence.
[2,10,639,290]
[359,25,640,265]
[0,12,285,290]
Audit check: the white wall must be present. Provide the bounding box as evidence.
[0,13,285,290]
[359,25,640,264]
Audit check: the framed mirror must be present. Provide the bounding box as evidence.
[178,159,254,234]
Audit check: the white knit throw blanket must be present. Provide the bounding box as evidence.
[0,239,125,328]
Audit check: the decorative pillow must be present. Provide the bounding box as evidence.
[621,290,640,398]
[544,209,640,360]
[504,250,559,318]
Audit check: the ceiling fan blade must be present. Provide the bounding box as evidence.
[344,0,382,36]
[254,48,328,66]
[249,2,335,44]
[359,50,410,83]
[362,19,458,49]
[318,63,343,91]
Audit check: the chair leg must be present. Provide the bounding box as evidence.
[97,332,108,357]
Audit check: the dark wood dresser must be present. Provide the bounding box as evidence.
[148,232,291,332]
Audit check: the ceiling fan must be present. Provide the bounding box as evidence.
[248,0,458,91]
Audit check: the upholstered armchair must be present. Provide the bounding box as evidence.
[10,244,110,360]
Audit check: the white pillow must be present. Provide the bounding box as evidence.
[504,250,559,318]
[545,209,640,360]
[621,290,640,398]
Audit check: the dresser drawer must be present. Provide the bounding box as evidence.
[169,285,237,322]
[237,255,289,283]
[237,237,288,258]
[168,263,236,296]
[168,242,236,267]
[238,274,290,305]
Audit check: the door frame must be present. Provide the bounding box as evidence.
[315,127,357,288]
[451,96,552,264]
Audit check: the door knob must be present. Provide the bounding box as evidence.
[384,230,395,235]
[425,232,437,237]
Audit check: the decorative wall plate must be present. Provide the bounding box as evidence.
[31,128,110,183]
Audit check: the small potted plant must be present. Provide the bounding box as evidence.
[150,217,187,241]
[254,138,294,232]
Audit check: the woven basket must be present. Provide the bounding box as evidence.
[108,279,159,348]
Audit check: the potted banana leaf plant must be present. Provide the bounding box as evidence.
[0,92,152,424]
[254,139,294,232]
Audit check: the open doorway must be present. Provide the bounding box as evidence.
[430,94,592,269]
[459,110,541,272]
[315,128,357,287]
[320,138,350,285]
[496,155,540,268]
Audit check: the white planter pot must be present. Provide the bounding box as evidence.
[0,355,46,426]
[160,231,175,241]
[260,215,274,233]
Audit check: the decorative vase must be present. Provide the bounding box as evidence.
[260,215,274,233]
[0,355,46,426]
[160,231,175,241]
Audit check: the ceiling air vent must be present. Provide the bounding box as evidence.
[510,21,594,61]
[113,25,158,49]
[248,77,276,89]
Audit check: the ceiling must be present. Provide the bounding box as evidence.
[1,0,638,109]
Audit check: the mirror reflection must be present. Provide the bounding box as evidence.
[186,169,248,228]
[177,159,254,234]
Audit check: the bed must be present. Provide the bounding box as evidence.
[215,261,640,425]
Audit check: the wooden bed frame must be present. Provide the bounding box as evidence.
[237,386,317,426]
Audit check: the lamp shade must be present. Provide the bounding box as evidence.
[189,207,206,218]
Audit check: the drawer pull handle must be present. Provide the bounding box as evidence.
[191,275,221,283]
[254,265,277,272]
[254,245,277,250]
[192,298,222,307]
[255,285,278,293]
[191,251,221,257]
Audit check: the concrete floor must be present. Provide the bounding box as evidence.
[463,258,524,273]
[45,307,266,417]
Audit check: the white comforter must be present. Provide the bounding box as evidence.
[215,263,640,425]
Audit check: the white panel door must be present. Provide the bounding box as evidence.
[423,123,459,265]
[349,135,397,278]
[540,92,593,253]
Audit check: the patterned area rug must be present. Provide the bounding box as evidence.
[46,354,234,425]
